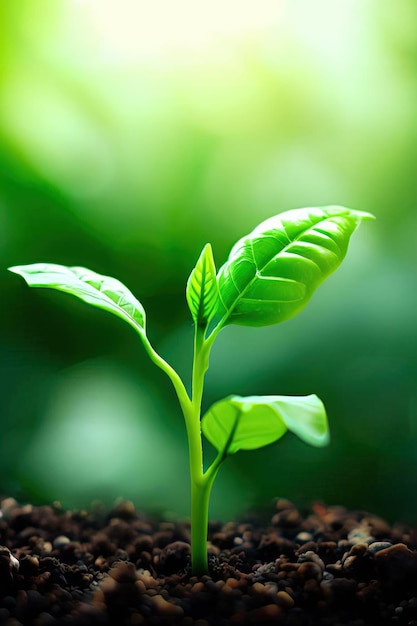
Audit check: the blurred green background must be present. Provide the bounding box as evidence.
[1,0,416,524]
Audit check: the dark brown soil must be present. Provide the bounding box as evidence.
[1,497,417,626]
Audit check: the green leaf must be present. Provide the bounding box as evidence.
[202,394,329,456]
[186,243,219,326]
[8,263,146,334]
[213,206,374,328]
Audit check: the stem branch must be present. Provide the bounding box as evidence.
[138,331,192,421]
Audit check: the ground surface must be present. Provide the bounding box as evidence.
[1,497,417,625]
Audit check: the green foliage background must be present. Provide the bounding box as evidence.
[1,0,416,523]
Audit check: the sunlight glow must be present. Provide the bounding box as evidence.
[74,0,285,60]
[22,362,186,507]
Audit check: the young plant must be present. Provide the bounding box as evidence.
[9,206,373,575]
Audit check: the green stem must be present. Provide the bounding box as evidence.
[188,325,212,574]
[190,476,209,576]
[190,463,220,576]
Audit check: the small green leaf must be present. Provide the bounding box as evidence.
[8,263,146,334]
[202,394,329,456]
[213,206,374,328]
[186,243,219,326]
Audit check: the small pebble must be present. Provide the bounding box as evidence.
[99,576,119,594]
[275,498,296,511]
[108,561,137,583]
[10,553,20,572]
[347,525,374,544]
[249,603,283,622]
[0,546,20,574]
[298,550,324,569]
[252,582,267,594]
[265,582,278,595]
[298,561,323,581]
[342,555,357,571]
[374,543,417,581]
[1,498,18,517]
[277,590,295,608]
[53,536,70,549]
[368,541,392,553]
[136,569,159,589]
[150,594,183,616]
[272,509,302,528]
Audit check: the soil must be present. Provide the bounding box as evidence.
[1,497,417,626]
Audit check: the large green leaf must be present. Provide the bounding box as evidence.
[8,264,146,333]
[213,206,374,328]
[202,394,329,456]
[186,244,219,326]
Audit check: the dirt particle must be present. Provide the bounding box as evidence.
[249,603,284,622]
[150,593,184,615]
[277,590,294,608]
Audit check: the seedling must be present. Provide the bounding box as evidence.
[9,206,373,575]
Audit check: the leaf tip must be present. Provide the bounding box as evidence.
[314,429,331,447]
[202,242,213,254]
[324,206,375,222]
[355,210,376,222]
[7,265,25,278]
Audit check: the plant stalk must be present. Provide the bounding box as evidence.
[190,475,212,576]
[188,325,212,574]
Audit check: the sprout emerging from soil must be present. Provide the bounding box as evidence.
[9,206,374,575]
